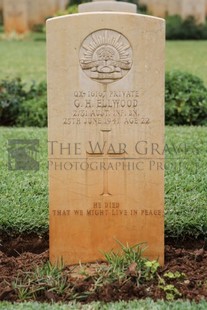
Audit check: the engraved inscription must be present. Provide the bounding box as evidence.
[51,208,164,217]
[63,89,151,126]
[80,29,132,84]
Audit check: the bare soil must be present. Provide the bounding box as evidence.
[0,233,207,303]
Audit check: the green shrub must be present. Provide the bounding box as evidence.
[17,81,47,127]
[28,80,46,98]
[1,72,207,127]
[0,12,3,26]
[165,71,207,125]
[166,15,207,40]
[138,4,147,14]
[67,4,78,14]
[0,78,27,126]
[31,23,45,33]
[55,4,78,16]
[68,0,89,6]
[17,96,47,127]
[0,78,47,127]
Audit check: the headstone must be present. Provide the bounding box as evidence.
[30,0,58,25]
[140,0,167,18]
[3,0,64,33]
[3,0,29,34]
[27,0,62,29]
[27,0,44,28]
[140,0,206,23]
[168,0,206,24]
[57,0,68,11]
[167,0,180,17]
[138,0,151,13]
[180,0,205,24]
[47,0,59,15]
[139,0,166,17]
[47,0,165,265]
[38,0,57,20]
[0,0,3,24]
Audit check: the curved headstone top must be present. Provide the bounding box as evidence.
[78,0,137,13]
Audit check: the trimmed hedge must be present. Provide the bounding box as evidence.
[0,78,47,127]
[165,71,207,125]
[1,72,207,127]
[166,16,207,40]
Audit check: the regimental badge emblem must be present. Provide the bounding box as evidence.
[79,29,132,84]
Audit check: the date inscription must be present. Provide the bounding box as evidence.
[63,90,150,126]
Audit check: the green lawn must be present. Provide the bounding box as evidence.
[0,33,46,83]
[166,41,207,86]
[0,126,207,239]
[0,127,48,234]
[0,34,207,85]
[1,300,207,310]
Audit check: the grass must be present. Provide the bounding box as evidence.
[13,261,69,301]
[165,126,207,238]
[0,33,46,83]
[10,244,160,303]
[0,127,48,234]
[0,126,207,239]
[166,41,207,86]
[1,300,207,309]
[0,33,207,85]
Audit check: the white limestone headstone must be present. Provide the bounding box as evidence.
[47,0,165,265]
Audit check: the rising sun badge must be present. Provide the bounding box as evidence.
[79,29,132,84]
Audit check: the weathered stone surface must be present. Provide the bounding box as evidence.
[47,11,165,265]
